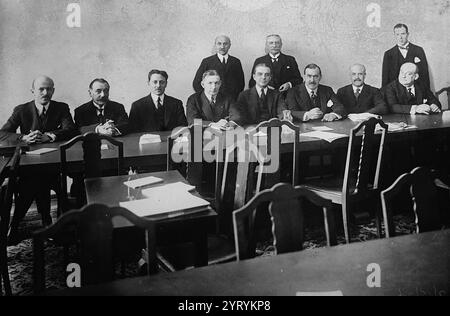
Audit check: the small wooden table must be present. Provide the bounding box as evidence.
[50,229,450,296]
[84,170,217,267]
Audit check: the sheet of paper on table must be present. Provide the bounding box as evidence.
[139,134,161,145]
[141,182,196,197]
[301,131,348,143]
[311,126,334,132]
[25,148,57,155]
[347,113,381,122]
[376,122,418,132]
[119,191,210,217]
[124,176,164,189]
[296,291,344,296]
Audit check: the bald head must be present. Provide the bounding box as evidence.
[31,76,55,106]
[399,63,419,87]
[215,35,231,56]
[350,64,366,87]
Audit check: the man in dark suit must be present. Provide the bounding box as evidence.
[193,35,245,101]
[385,62,441,114]
[382,24,430,89]
[129,70,187,132]
[187,70,234,125]
[285,64,346,122]
[75,78,129,136]
[249,35,302,93]
[1,76,77,244]
[337,64,388,115]
[230,63,288,126]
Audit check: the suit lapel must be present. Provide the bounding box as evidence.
[201,92,215,121]
[29,101,41,132]
[299,84,312,111]
[266,89,275,115]
[397,81,408,103]
[250,87,260,120]
[358,85,370,107]
[318,85,328,112]
[414,83,424,104]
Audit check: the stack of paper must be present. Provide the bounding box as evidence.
[311,126,334,132]
[25,148,57,155]
[301,131,348,143]
[139,134,161,145]
[376,122,417,132]
[124,176,163,189]
[142,182,195,197]
[348,113,381,122]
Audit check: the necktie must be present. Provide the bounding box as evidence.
[98,107,104,124]
[157,97,163,109]
[311,91,319,108]
[272,58,278,63]
[40,107,47,122]
[211,96,216,107]
[355,88,361,100]
[408,88,415,98]
[222,58,226,65]
[399,45,409,51]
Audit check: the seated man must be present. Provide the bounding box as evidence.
[129,70,187,132]
[285,64,346,122]
[187,70,234,125]
[385,62,441,114]
[230,63,288,126]
[1,76,77,244]
[74,78,129,136]
[337,64,388,115]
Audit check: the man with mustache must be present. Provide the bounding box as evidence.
[129,69,187,132]
[382,24,430,89]
[193,35,245,101]
[187,70,234,125]
[385,62,440,114]
[74,78,129,136]
[2,75,77,244]
[249,35,302,93]
[230,63,289,126]
[285,64,346,122]
[337,64,387,115]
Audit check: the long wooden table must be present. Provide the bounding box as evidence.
[49,229,450,296]
[15,113,450,173]
[85,170,217,267]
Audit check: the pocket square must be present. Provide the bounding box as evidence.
[423,99,428,104]
[287,66,291,69]
[327,100,334,108]
[414,57,421,63]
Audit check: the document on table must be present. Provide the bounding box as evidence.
[311,126,334,132]
[296,291,344,296]
[124,176,163,189]
[139,134,161,145]
[120,191,210,217]
[301,131,347,143]
[142,182,196,197]
[376,122,418,132]
[25,148,57,155]
[348,113,381,122]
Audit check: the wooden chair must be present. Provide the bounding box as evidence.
[32,204,157,295]
[302,117,389,244]
[435,86,450,110]
[60,132,124,213]
[232,183,332,261]
[0,147,21,296]
[247,118,301,191]
[381,167,450,238]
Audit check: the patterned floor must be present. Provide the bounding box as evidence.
[4,202,416,296]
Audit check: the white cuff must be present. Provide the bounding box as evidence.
[332,113,342,120]
[303,113,310,122]
[410,105,417,115]
[45,133,56,142]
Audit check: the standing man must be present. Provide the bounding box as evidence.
[382,24,430,89]
[75,78,129,136]
[230,63,288,126]
[337,64,388,115]
[2,76,77,244]
[193,35,245,101]
[285,64,346,122]
[129,70,187,132]
[187,70,234,125]
[249,34,302,93]
[385,62,440,114]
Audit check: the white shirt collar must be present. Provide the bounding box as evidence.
[204,92,218,103]
[35,102,49,115]
[93,101,106,110]
[305,86,318,96]
[405,85,416,94]
[217,53,229,63]
[151,93,165,105]
[269,53,281,59]
[398,41,410,49]
[352,85,364,93]
[256,86,268,97]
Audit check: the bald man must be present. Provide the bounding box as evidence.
[385,62,440,114]
[193,35,245,101]
[337,64,387,115]
[2,76,77,245]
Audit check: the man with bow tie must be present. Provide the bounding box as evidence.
[249,35,302,93]
[382,24,430,89]
[193,35,245,101]
[187,70,234,125]
[385,62,440,114]
[1,76,77,244]
[74,78,129,136]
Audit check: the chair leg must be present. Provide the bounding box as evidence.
[341,202,350,244]
[1,248,12,296]
[322,207,337,247]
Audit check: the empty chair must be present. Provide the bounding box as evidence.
[60,132,124,213]
[233,183,332,261]
[32,204,157,295]
[381,167,450,238]
[0,147,21,296]
[302,117,389,244]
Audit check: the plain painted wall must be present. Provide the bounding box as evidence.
[0,0,449,127]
